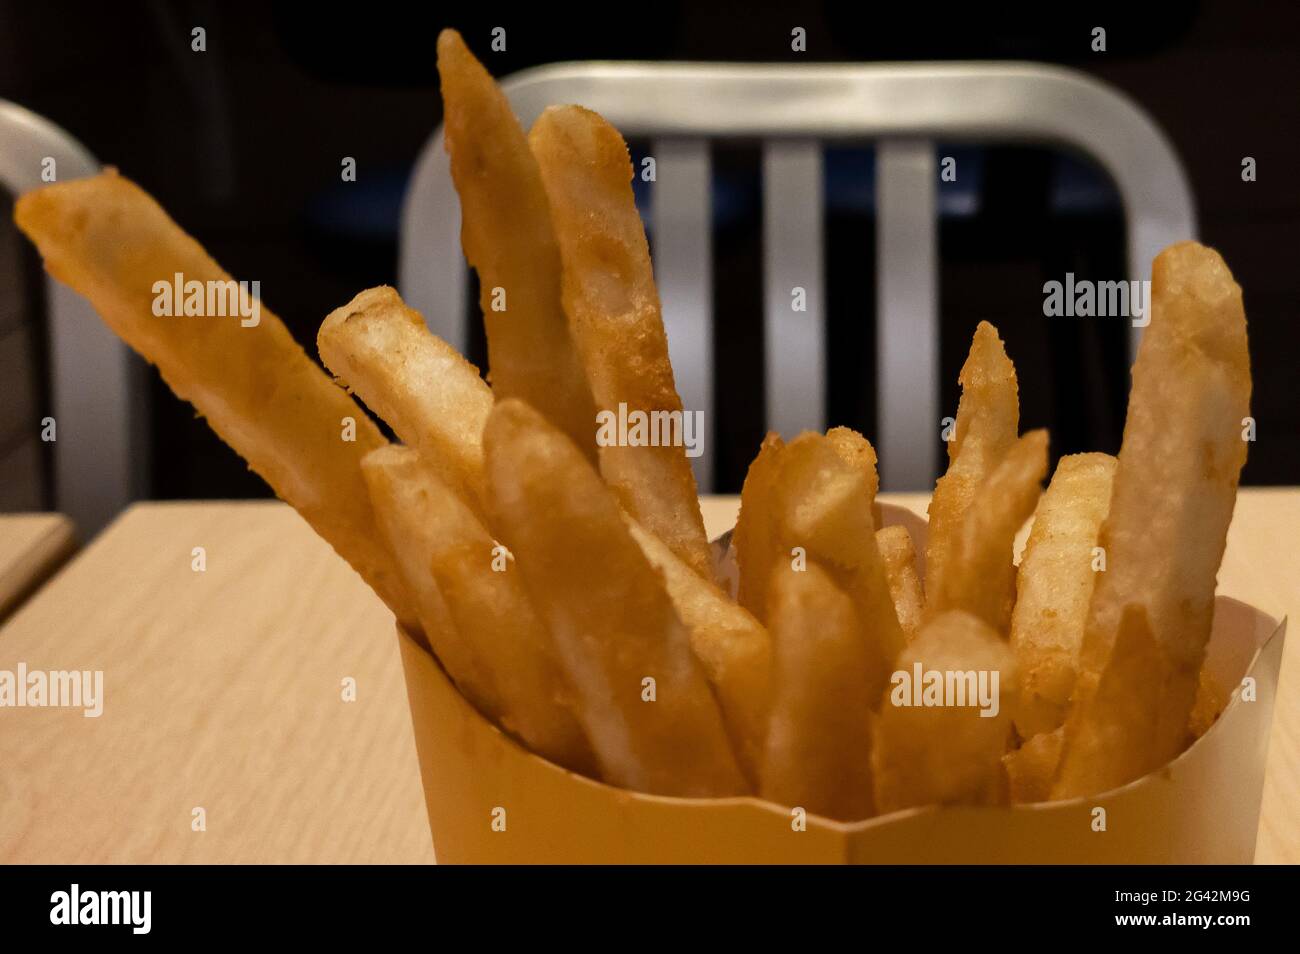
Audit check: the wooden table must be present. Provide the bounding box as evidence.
[0,491,1294,864]
[0,513,76,622]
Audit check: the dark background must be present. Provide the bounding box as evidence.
[1,0,1295,506]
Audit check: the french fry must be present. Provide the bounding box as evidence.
[14,170,412,622]
[876,525,925,643]
[361,447,598,776]
[775,434,878,568]
[925,321,1019,614]
[625,517,772,786]
[1189,666,1228,740]
[1054,606,1168,799]
[529,105,713,578]
[873,611,1017,812]
[318,286,493,515]
[1003,727,1064,805]
[773,433,907,687]
[1009,453,1116,739]
[734,432,785,620]
[436,29,599,463]
[761,561,876,821]
[360,447,484,704]
[929,429,1049,632]
[482,399,748,797]
[826,426,879,526]
[17,23,1261,833]
[1054,242,1251,798]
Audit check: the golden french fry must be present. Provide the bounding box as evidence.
[1054,242,1251,798]
[1189,665,1228,740]
[734,432,785,620]
[766,434,904,692]
[14,170,411,621]
[876,525,925,643]
[482,399,748,797]
[775,434,878,568]
[365,446,596,776]
[873,611,1017,813]
[771,433,905,696]
[529,105,713,579]
[1054,606,1168,799]
[826,426,879,525]
[925,321,1019,613]
[318,286,492,514]
[761,561,875,821]
[929,429,1049,632]
[1009,453,1116,739]
[360,447,484,699]
[361,446,599,776]
[1003,727,1064,805]
[625,517,772,786]
[436,30,598,461]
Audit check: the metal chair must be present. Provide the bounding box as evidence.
[399,61,1195,491]
[0,99,137,535]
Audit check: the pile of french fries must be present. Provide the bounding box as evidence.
[15,29,1251,821]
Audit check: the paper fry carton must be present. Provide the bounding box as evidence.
[398,504,1286,863]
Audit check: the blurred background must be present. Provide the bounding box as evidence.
[0,0,1295,522]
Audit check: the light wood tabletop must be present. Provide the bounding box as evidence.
[0,491,1293,864]
[0,513,76,622]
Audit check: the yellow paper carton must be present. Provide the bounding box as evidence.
[398,505,1286,863]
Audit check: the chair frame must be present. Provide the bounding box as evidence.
[0,99,139,534]
[0,62,1198,534]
